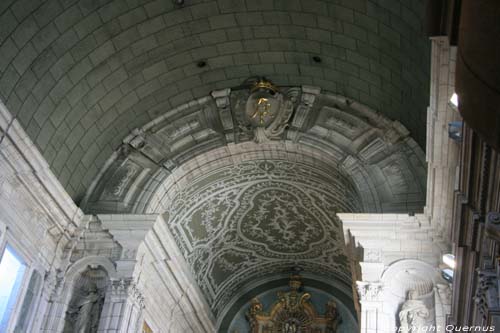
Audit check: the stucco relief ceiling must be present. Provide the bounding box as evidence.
[163,158,358,315]
[0,0,430,201]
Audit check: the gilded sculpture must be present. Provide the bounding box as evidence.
[246,275,341,333]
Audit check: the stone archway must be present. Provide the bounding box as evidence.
[80,88,427,329]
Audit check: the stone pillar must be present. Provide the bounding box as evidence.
[120,281,145,333]
[98,278,145,333]
[39,270,66,333]
[356,282,386,333]
[425,36,460,240]
[434,283,452,332]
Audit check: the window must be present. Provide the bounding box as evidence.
[0,245,26,331]
[14,271,42,332]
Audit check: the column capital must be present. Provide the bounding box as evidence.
[356,281,384,302]
[109,278,145,308]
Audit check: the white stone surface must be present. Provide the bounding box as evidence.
[133,213,216,332]
[425,37,461,240]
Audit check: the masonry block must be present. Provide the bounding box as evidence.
[55,5,83,34]
[74,12,102,39]
[12,16,39,49]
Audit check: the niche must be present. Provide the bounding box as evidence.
[63,266,109,333]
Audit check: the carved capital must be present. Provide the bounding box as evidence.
[110,278,132,295]
[356,281,384,302]
[109,278,144,308]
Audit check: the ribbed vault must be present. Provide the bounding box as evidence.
[0,0,429,201]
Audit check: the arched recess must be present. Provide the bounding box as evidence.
[81,88,427,323]
[41,255,118,332]
[63,266,109,332]
[64,255,118,281]
[218,274,358,332]
[379,259,450,332]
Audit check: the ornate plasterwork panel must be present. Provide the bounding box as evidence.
[165,159,360,315]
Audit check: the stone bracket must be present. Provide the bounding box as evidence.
[287,85,321,142]
[211,88,235,143]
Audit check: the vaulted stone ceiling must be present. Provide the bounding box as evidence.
[0,0,430,202]
[82,89,427,215]
[80,86,427,320]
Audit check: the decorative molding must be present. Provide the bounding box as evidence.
[70,217,122,264]
[287,85,321,142]
[108,278,145,311]
[211,88,235,143]
[474,268,499,321]
[82,89,426,215]
[109,278,145,308]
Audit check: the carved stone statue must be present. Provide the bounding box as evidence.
[67,284,103,332]
[398,290,430,333]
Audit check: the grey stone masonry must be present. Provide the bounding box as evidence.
[0,0,429,202]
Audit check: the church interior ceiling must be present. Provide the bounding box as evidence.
[83,88,427,215]
[0,0,432,325]
[82,85,427,319]
[159,157,355,315]
[0,0,430,202]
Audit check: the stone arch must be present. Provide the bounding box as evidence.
[380,259,445,332]
[45,256,118,333]
[62,266,109,332]
[218,274,358,333]
[78,89,427,324]
[64,255,118,281]
[82,90,427,216]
